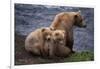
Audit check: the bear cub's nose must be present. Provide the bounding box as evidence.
[47,38,51,41]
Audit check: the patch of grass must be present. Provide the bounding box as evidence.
[63,51,94,62]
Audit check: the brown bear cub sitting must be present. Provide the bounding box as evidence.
[42,28,53,57]
[49,30,71,58]
[25,27,53,57]
[50,11,86,53]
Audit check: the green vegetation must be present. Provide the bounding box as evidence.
[63,51,94,62]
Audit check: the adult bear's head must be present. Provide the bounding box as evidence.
[73,11,86,28]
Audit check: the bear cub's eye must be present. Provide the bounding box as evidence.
[55,33,59,36]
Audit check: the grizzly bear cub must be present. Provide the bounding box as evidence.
[25,27,53,57]
[49,30,71,58]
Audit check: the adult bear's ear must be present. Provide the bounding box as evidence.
[74,10,81,18]
[74,14,78,19]
[78,10,81,13]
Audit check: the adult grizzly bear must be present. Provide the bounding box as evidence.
[50,11,86,53]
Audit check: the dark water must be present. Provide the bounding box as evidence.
[15,4,94,52]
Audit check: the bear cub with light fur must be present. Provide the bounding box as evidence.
[25,27,53,57]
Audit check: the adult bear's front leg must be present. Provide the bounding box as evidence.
[65,31,74,53]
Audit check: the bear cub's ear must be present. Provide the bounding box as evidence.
[41,28,46,32]
[50,27,55,31]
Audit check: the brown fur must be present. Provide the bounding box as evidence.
[25,27,52,57]
[42,28,53,57]
[49,30,71,57]
[50,11,86,52]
